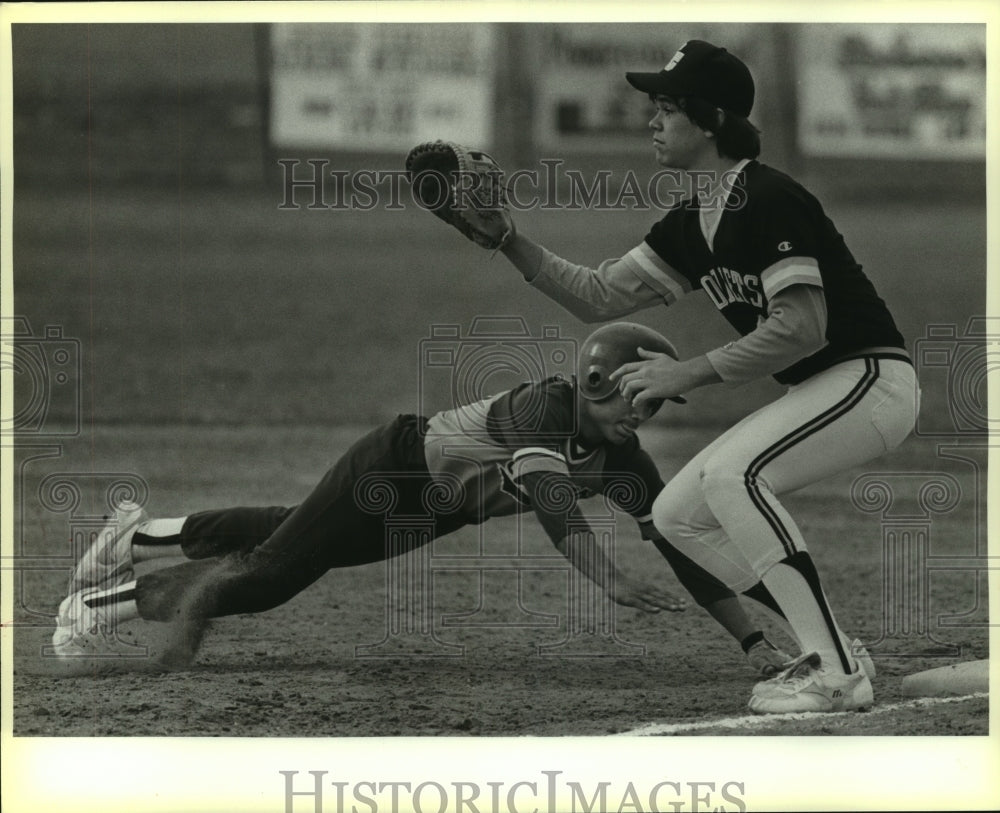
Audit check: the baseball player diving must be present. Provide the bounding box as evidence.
[408,40,917,713]
[53,322,794,675]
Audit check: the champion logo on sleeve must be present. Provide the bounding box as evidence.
[778,241,793,252]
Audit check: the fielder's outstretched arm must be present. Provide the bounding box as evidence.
[500,231,665,323]
[497,227,541,279]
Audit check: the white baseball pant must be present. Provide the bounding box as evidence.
[652,356,919,591]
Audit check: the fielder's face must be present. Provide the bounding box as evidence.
[648,95,715,169]
[581,392,662,446]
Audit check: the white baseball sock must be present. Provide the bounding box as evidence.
[83,580,142,624]
[761,560,852,675]
[132,517,187,563]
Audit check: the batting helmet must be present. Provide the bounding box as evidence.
[578,322,687,404]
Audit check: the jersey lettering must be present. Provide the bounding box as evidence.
[644,161,906,384]
[700,267,764,310]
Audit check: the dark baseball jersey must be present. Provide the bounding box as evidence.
[629,160,906,384]
[423,376,664,529]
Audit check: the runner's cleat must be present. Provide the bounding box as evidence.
[51,589,122,659]
[68,502,147,593]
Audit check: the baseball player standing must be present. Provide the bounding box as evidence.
[486,40,918,713]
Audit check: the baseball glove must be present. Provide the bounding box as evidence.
[405,140,515,251]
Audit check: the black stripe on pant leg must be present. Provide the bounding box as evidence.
[743,358,881,558]
[784,551,853,673]
[745,474,795,554]
[753,358,880,462]
[132,532,182,547]
[85,588,137,607]
[742,582,786,619]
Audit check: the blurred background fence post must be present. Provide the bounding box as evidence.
[491,22,537,167]
[755,23,801,175]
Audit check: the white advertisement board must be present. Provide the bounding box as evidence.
[270,24,495,150]
[796,24,986,160]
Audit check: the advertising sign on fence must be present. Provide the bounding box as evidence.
[796,24,986,160]
[270,24,495,151]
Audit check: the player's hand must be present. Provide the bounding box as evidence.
[607,577,688,613]
[612,348,686,406]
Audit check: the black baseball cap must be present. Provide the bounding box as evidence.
[626,40,755,118]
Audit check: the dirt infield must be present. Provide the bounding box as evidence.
[12,425,989,739]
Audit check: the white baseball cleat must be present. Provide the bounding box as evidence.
[747,652,874,714]
[752,641,874,696]
[752,650,814,697]
[51,589,122,659]
[746,637,794,677]
[68,501,147,593]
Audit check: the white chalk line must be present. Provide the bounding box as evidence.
[615,692,989,736]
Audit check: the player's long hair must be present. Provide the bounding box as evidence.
[664,95,762,160]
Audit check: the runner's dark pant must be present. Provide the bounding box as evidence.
[134,415,468,621]
[133,415,746,622]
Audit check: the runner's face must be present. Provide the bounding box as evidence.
[648,96,713,169]
[581,393,662,446]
